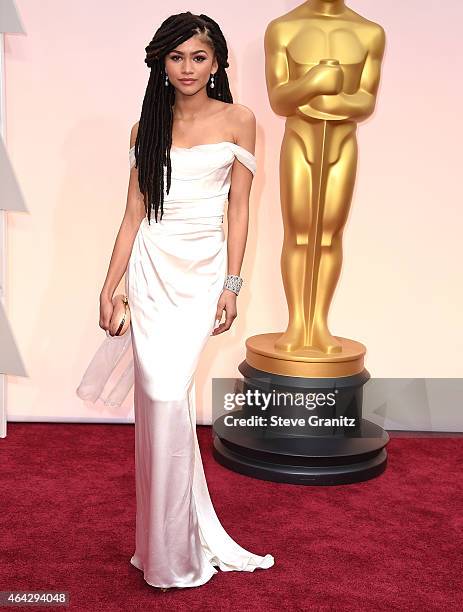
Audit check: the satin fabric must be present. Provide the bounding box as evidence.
[75,142,256,406]
[77,141,274,588]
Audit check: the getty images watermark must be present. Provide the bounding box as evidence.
[220,387,357,428]
[213,377,463,434]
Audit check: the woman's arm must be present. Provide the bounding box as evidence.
[99,122,145,329]
[212,105,256,335]
[226,105,256,279]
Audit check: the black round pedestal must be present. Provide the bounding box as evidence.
[212,361,389,485]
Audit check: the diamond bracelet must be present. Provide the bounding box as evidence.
[223,274,243,295]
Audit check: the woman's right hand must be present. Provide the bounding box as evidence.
[99,294,114,333]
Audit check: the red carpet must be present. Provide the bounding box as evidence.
[0,424,461,611]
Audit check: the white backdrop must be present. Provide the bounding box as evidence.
[4,1,463,428]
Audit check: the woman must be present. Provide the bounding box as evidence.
[77,12,274,590]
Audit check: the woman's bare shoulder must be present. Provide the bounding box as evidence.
[228,104,256,147]
[224,102,256,125]
[232,102,255,121]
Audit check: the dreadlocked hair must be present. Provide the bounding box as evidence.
[133,12,233,225]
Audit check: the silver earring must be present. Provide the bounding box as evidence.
[164,72,169,86]
[210,73,215,89]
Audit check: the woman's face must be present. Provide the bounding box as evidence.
[164,34,218,96]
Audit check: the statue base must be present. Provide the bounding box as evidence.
[245,332,367,378]
[212,333,389,485]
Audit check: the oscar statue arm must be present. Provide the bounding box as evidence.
[264,21,329,117]
[310,25,386,121]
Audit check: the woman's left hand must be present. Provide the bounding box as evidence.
[211,289,237,335]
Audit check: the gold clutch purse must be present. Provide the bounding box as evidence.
[108,294,131,336]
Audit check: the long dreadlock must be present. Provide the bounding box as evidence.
[133,12,233,225]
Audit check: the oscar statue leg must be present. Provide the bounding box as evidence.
[311,130,358,353]
[275,126,312,352]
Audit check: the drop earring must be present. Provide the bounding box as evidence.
[210,73,215,89]
[164,71,169,87]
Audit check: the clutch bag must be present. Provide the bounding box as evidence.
[109,294,131,336]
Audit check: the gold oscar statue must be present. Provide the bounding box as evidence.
[214,1,389,485]
[246,0,386,378]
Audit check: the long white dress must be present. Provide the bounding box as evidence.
[76,141,274,589]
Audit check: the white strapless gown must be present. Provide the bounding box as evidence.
[76,141,274,589]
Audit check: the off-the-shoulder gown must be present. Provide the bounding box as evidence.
[76,141,274,589]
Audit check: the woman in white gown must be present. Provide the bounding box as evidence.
[76,12,274,590]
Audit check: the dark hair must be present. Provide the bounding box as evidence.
[133,12,233,225]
